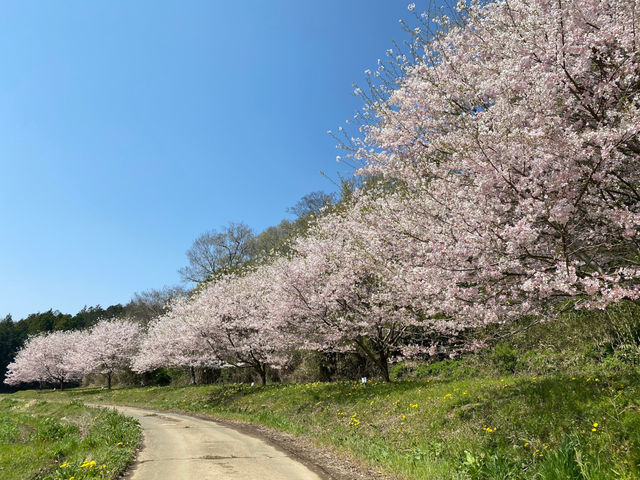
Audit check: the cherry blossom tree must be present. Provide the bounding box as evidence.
[273,206,457,382]
[76,318,141,389]
[188,266,292,385]
[4,330,85,390]
[346,0,640,322]
[132,299,221,384]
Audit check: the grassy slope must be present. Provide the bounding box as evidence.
[11,370,640,480]
[0,398,140,480]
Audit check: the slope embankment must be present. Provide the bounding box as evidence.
[11,370,640,480]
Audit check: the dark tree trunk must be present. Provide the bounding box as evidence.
[253,363,267,386]
[190,366,196,385]
[378,350,391,382]
[354,337,392,382]
[107,372,112,390]
[59,378,64,390]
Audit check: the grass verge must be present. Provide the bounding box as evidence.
[0,398,141,480]
[10,369,640,480]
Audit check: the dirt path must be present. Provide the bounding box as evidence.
[109,405,325,480]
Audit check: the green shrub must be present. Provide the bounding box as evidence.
[489,343,520,374]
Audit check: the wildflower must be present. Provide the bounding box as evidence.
[116,442,123,446]
[592,428,597,432]
[408,3,415,11]
[80,460,96,468]
[349,414,360,426]
[593,422,598,427]
[410,403,418,408]
[369,400,374,406]
[60,462,69,468]
[402,415,406,420]
[524,442,529,447]
[101,464,107,469]
[444,393,452,398]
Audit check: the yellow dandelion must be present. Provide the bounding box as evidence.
[593,422,598,427]
[60,462,69,468]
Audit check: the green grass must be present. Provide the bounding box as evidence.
[10,369,640,479]
[0,398,141,480]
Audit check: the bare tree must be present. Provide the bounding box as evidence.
[287,191,334,218]
[127,285,187,326]
[179,222,256,284]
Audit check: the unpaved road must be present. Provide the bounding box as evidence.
[109,405,324,480]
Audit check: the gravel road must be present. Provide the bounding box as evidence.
[109,405,325,480]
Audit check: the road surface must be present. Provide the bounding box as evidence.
[108,405,324,480]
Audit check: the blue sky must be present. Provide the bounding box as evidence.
[0,1,419,320]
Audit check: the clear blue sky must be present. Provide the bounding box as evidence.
[0,1,420,321]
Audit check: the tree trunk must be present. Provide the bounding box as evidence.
[254,363,267,386]
[190,366,196,385]
[378,350,391,382]
[354,337,392,382]
[107,372,112,390]
[59,378,64,391]
[39,380,43,391]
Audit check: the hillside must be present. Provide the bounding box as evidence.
[12,363,639,480]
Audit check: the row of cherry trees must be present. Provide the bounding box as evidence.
[4,319,140,390]
[6,0,639,387]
